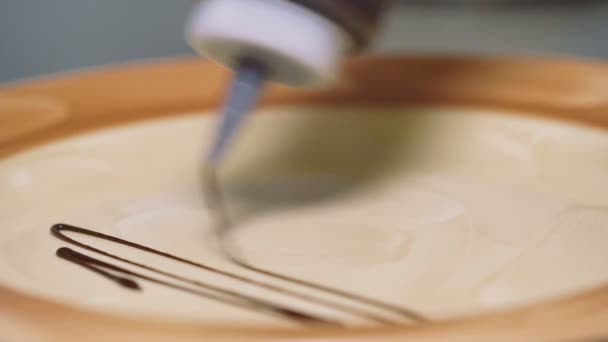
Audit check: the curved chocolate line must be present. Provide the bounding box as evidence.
[202,167,427,323]
[52,224,335,325]
[51,223,425,325]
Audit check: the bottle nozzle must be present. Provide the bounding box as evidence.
[207,57,267,165]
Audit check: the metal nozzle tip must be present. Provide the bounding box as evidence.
[207,57,267,165]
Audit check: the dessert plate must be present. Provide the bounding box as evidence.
[1,56,607,341]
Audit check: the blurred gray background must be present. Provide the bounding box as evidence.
[1,1,607,83]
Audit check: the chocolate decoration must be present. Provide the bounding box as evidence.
[51,223,425,325]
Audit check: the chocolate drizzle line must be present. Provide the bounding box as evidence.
[51,223,426,325]
[203,167,428,324]
[52,224,332,325]
[229,255,427,322]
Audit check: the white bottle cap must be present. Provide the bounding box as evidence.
[185,0,352,87]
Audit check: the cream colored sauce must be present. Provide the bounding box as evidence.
[1,106,607,327]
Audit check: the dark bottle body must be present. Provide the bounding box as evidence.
[287,0,393,49]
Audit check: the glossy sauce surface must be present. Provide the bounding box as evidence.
[1,106,608,327]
